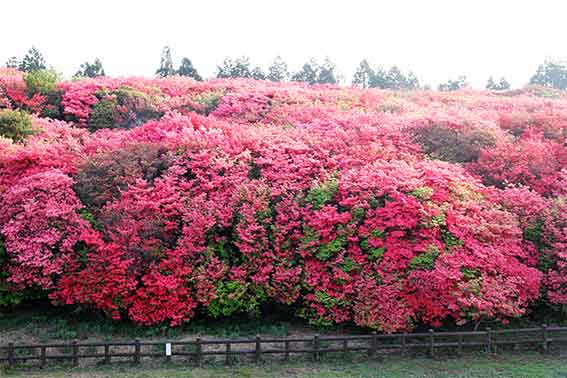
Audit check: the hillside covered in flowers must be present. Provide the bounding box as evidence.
[0,68,566,332]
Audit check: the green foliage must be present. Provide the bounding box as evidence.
[192,90,224,115]
[351,207,366,223]
[301,226,320,250]
[217,56,254,79]
[341,257,357,272]
[75,58,105,78]
[292,58,339,85]
[371,65,420,90]
[486,76,511,90]
[207,281,264,318]
[530,59,567,90]
[441,228,463,251]
[461,267,481,280]
[316,235,347,261]
[267,56,289,82]
[248,161,262,180]
[352,59,375,88]
[24,69,62,118]
[156,46,175,77]
[291,59,319,84]
[0,109,35,142]
[305,178,338,210]
[360,238,386,261]
[24,69,59,96]
[314,291,342,309]
[88,98,117,130]
[409,245,439,270]
[410,186,434,200]
[177,57,202,81]
[438,76,468,91]
[5,56,20,68]
[523,220,546,251]
[19,46,46,72]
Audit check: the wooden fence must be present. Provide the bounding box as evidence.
[1,325,566,369]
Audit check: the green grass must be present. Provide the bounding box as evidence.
[2,353,566,378]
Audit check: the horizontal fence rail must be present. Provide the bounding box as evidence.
[1,325,566,369]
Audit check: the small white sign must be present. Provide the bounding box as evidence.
[165,343,172,356]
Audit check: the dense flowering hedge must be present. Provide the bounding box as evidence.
[0,71,566,330]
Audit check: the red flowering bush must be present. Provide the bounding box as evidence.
[0,74,565,330]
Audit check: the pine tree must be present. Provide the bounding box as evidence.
[291,59,319,84]
[352,59,375,88]
[5,57,20,69]
[216,57,252,78]
[251,66,266,80]
[19,47,46,72]
[317,58,338,84]
[156,46,175,78]
[75,58,106,78]
[530,59,567,89]
[267,56,289,82]
[177,57,202,81]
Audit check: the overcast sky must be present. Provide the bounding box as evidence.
[2,0,566,88]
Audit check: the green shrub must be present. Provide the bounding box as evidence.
[88,98,118,130]
[24,69,62,118]
[0,109,35,142]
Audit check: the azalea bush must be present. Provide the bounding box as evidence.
[0,72,566,331]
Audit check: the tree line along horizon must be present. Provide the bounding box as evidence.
[5,46,567,91]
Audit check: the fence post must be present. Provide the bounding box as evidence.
[486,328,492,354]
[7,342,14,368]
[72,340,79,367]
[195,338,202,367]
[313,334,320,361]
[284,339,290,361]
[401,333,407,356]
[104,343,110,364]
[255,335,261,363]
[542,324,549,354]
[369,332,377,358]
[225,342,231,366]
[134,339,140,365]
[429,329,435,358]
[40,345,47,368]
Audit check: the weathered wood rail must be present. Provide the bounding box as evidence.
[1,325,566,369]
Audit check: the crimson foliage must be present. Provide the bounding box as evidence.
[0,72,565,330]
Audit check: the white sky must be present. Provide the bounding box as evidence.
[2,0,566,88]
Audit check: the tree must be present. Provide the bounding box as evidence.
[156,46,175,78]
[251,66,265,80]
[367,65,419,90]
[486,76,511,90]
[19,47,46,72]
[438,76,468,91]
[75,58,105,78]
[317,58,338,84]
[291,59,319,84]
[352,59,374,88]
[5,57,20,69]
[530,59,567,90]
[216,57,253,79]
[177,57,202,81]
[267,56,289,82]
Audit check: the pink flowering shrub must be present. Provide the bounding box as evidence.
[1,74,566,329]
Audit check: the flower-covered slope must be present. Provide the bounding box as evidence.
[0,72,565,331]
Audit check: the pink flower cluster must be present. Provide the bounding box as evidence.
[0,72,566,330]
